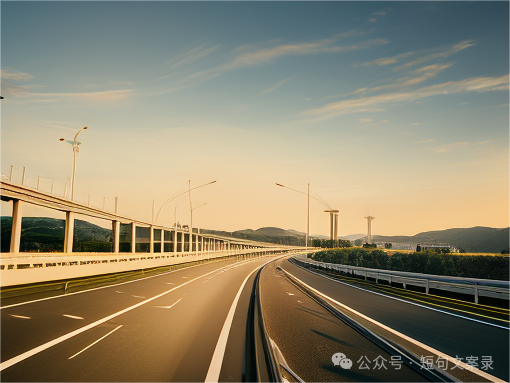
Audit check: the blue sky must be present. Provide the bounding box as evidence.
[1,2,508,236]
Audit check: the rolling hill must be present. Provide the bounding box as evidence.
[372,226,509,253]
[1,217,508,253]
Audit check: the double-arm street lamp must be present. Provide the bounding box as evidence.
[154,180,216,224]
[276,183,337,248]
[60,126,88,201]
[190,202,208,228]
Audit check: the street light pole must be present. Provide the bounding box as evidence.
[190,202,207,233]
[60,126,88,201]
[276,182,336,248]
[154,180,216,224]
[189,180,192,235]
[307,183,310,250]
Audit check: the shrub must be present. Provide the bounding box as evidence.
[311,248,509,280]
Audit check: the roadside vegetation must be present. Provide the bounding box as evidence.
[310,247,509,281]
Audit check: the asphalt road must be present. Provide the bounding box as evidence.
[259,260,429,382]
[0,254,279,382]
[2,253,507,382]
[279,258,509,381]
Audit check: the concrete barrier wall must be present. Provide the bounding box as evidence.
[0,248,287,287]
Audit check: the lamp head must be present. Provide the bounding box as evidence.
[276,183,284,187]
[83,126,88,130]
[59,138,65,141]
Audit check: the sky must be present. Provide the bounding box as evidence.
[1,1,509,237]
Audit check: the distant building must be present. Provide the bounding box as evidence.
[416,244,459,253]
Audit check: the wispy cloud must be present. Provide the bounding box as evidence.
[367,10,388,23]
[367,63,453,93]
[412,122,421,125]
[1,69,35,82]
[414,139,436,144]
[394,40,476,71]
[356,51,416,67]
[356,40,476,70]
[260,78,292,95]
[154,34,388,95]
[300,74,509,121]
[160,43,220,79]
[1,67,133,103]
[429,142,470,152]
[1,81,31,97]
[359,118,372,123]
[428,140,495,153]
[323,87,367,100]
[85,81,134,89]
[34,89,134,101]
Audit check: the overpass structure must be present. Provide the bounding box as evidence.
[0,181,304,287]
[1,181,508,383]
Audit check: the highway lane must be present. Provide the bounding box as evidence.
[0,253,282,382]
[1,255,252,362]
[259,260,429,382]
[281,257,509,381]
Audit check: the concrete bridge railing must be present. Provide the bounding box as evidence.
[0,248,300,287]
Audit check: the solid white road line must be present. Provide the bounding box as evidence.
[63,315,84,320]
[9,315,31,319]
[68,325,123,360]
[281,267,505,383]
[0,258,261,372]
[205,257,280,383]
[290,260,509,330]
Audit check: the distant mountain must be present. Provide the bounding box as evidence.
[372,226,509,253]
[2,217,507,253]
[201,226,306,246]
[339,234,365,241]
[1,216,113,252]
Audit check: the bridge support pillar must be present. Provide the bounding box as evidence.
[150,225,154,253]
[10,199,23,253]
[173,228,177,253]
[189,231,193,254]
[334,213,338,244]
[112,220,120,253]
[64,211,75,253]
[161,230,165,253]
[181,231,185,254]
[131,223,136,253]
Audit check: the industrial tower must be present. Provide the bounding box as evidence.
[364,216,375,244]
[325,210,339,242]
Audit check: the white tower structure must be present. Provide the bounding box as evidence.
[364,216,375,244]
[325,210,339,243]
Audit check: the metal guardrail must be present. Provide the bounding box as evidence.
[278,266,510,382]
[244,261,305,382]
[292,254,509,303]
